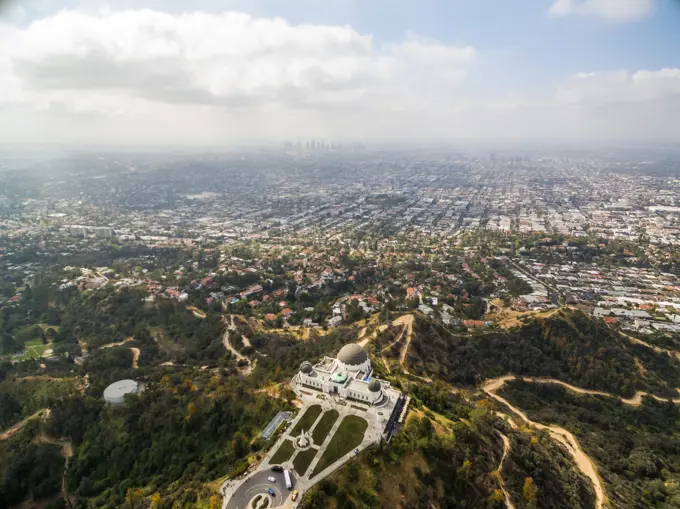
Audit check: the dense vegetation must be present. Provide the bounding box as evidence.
[301,380,596,509]
[407,310,680,398]
[0,376,77,430]
[0,422,65,508]
[44,371,290,509]
[499,380,680,508]
[502,427,595,509]
[1,262,677,509]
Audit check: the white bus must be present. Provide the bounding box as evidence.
[283,469,292,490]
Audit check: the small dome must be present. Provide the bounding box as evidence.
[300,361,313,374]
[367,379,381,392]
[337,343,368,366]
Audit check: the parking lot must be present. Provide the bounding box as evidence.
[225,469,297,509]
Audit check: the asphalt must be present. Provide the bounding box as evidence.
[226,469,297,509]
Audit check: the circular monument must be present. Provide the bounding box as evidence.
[336,343,370,372]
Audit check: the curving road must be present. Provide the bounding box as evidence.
[225,469,296,509]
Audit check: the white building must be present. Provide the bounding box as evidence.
[294,343,399,405]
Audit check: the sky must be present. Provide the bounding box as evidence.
[0,0,679,146]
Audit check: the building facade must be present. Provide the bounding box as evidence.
[294,343,396,405]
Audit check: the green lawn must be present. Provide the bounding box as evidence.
[311,415,368,477]
[16,338,52,360]
[269,440,295,465]
[290,404,322,437]
[292,447,318,476]
[311,409,339,445]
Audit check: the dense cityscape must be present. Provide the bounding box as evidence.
[1,146,680,508]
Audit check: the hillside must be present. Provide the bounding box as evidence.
[2,301,679,509]
[406,309,680,398]
[301,381,595,509]
[497,380,680,508]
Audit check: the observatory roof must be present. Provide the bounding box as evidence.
[337,343,368,366]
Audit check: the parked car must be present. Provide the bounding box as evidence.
[271,465,283,472]
[268,476,276,482]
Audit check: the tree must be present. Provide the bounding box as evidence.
[523,477,538,508]
[125,488,143,508]
[232,431,249,458]
[209,495,220,509]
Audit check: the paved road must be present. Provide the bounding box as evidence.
[226,469,297,509]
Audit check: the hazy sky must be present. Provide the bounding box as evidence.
[1,0,679,145]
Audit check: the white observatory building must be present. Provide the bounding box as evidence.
[294,343,397,405]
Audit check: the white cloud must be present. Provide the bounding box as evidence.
[0,9,473,115]
[0,7,679,144]
[558,68,680,103]
[548,0,654,22]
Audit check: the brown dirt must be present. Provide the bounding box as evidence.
[130,347,140,369]
[187,305,207,319]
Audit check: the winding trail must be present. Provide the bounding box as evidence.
[395,314,415,366]
[1,410,74,504]
[0,409,49,441]
[482,373,680,509]
[96,338,140,369]
[358,324,387,347]
[222,315,252,375]
[98,337,134,349]
[485,375,680,406]
[36,432,74,506]
[496,432,516,509]
[484,376,611,509]
[618,329,680,361]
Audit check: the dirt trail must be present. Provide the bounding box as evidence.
[619,330,680,361]
[187,305,207,319]
[98,337,134,349]
[486,375,680,406]
[15,375,77,383]
[374,314,431,382]
[222,315,252,375]
[0,409,48,441]
[130,347,140,369]
[484,377,606,509]
[394,315,432,382]
[36,432,74,506]
[357,324,387,348]
[496,432,517,509]
[2,411,74,505]
[395,314,415,366]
